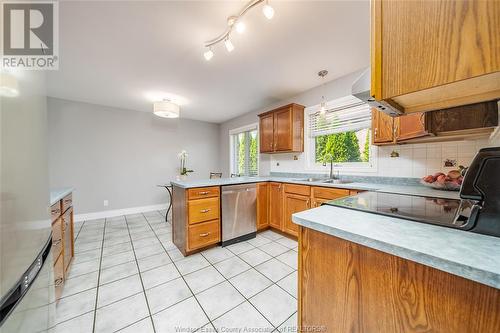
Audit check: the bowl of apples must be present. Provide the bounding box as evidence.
[421,170,464,191]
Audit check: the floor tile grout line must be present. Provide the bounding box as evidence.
[124,214,158,333]
[91,217,108,333]
[141,212,216,331]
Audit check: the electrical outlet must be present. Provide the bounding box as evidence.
[103,200,109,207]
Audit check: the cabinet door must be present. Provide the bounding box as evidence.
[259,113,274,153]
[269,182,283,230]
[311,198,329,208]
[372,109,394,144]
[62,207,74,275]
[256,182,269,230]
[274,108,293,151]
[396,113,428,141]
[283,193,310,237]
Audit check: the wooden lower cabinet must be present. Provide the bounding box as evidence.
[283,192,310,237]
[50,192,74,301]
[269,182,283,230]
[256,182,269,230]
[172,185,221,256]
[298,227,500,333]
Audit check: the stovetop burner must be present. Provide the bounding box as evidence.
[325,191,478,230]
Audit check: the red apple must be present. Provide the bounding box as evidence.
[436,175,446,184]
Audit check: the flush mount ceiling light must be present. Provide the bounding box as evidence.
[318,70,328,115]
[203,0,274,61]
[153,100,180,118]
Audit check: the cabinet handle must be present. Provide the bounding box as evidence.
[198,191,209,195]
[374,128,378,138]
[52,239,61,246]
[54,278,63,286]
[307,199,310,207]
[200,209,210,213]
[199,232,210,237]
[51,209,59,214]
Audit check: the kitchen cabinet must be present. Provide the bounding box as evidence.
[268,182,283,230]
[258,103,305,153]
[372,109,394,144]
[311,187,350,208]
[283,193,310,237]
[256,182,269,230]
[172,186,221,255]
[372,101,499,146]
[371,0,500,114]
[50,191,74,301]
[299,227,500,333]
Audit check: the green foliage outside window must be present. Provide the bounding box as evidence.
[315,129,371,164]
[235,130,258,176]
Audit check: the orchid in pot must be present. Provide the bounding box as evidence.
[178,150,194,179]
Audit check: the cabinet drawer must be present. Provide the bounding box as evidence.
[62,193,73,213]
[312,187,350,200]
[50,202,61,222]
[283,183,310,196]
[188,197,220,224]
[54,253,64,301]
[187,220,220,251]
[52,218,63,261]
[188,186,220,200]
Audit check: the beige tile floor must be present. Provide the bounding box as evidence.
[49,210,298,333]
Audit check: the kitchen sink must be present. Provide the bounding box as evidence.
[322,179,352,184]
[294,178,327,182]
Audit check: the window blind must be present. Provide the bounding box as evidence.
[309,96,371,137]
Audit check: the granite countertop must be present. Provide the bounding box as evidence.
[170,176,459,200]
[50,187,74,205]
[292,205,500,289]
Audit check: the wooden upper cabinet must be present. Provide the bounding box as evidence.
[256,182,269,230]
[269,182,283,230]
[258,103,305,153]
[371,0,500,114]
[372,109,394,144]
[395,113,429,141]
[259,113,274,153]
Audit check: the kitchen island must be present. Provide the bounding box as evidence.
[293,205,500,333]
[170,176,460,255]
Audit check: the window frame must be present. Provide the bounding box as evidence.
[304,100,378,173]
[229,123,259,177]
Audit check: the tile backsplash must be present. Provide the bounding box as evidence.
[268,136,500,179]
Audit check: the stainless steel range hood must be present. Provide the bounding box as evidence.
[352,68,404,117]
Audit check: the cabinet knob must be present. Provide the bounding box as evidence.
[374,128,378,138]
[199,232,210,237]
[54,278,63,286]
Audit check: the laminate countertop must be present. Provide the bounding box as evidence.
[292,205,500,289]
[170,176,459,200]
[50,187,74,205]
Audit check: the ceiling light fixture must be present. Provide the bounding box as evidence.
[153,99,180,118]
[224,38,235,52]
[318,70,328,115]
[262,0,275,20]
[203,0,275,60]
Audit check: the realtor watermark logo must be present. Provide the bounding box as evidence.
[1,1,59,70]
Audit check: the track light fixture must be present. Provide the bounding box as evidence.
[203,0,275,61]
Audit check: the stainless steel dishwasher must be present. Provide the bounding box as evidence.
[221,183,257,246]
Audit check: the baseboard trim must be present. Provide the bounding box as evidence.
[74,204,167,222]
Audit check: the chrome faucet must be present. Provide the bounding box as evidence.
[322,153,339,179]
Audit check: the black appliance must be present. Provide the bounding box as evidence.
[325,147,500,237]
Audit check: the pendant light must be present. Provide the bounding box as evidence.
[153,100,180,118]
[318,70,328,115]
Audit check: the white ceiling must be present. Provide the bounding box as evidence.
[48,0,370,123]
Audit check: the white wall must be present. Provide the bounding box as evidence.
[48,98,220,214]
[220,70,500,179]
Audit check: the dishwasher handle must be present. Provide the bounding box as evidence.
[222,188,256,195]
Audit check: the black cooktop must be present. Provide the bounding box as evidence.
[325,191,477,230]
